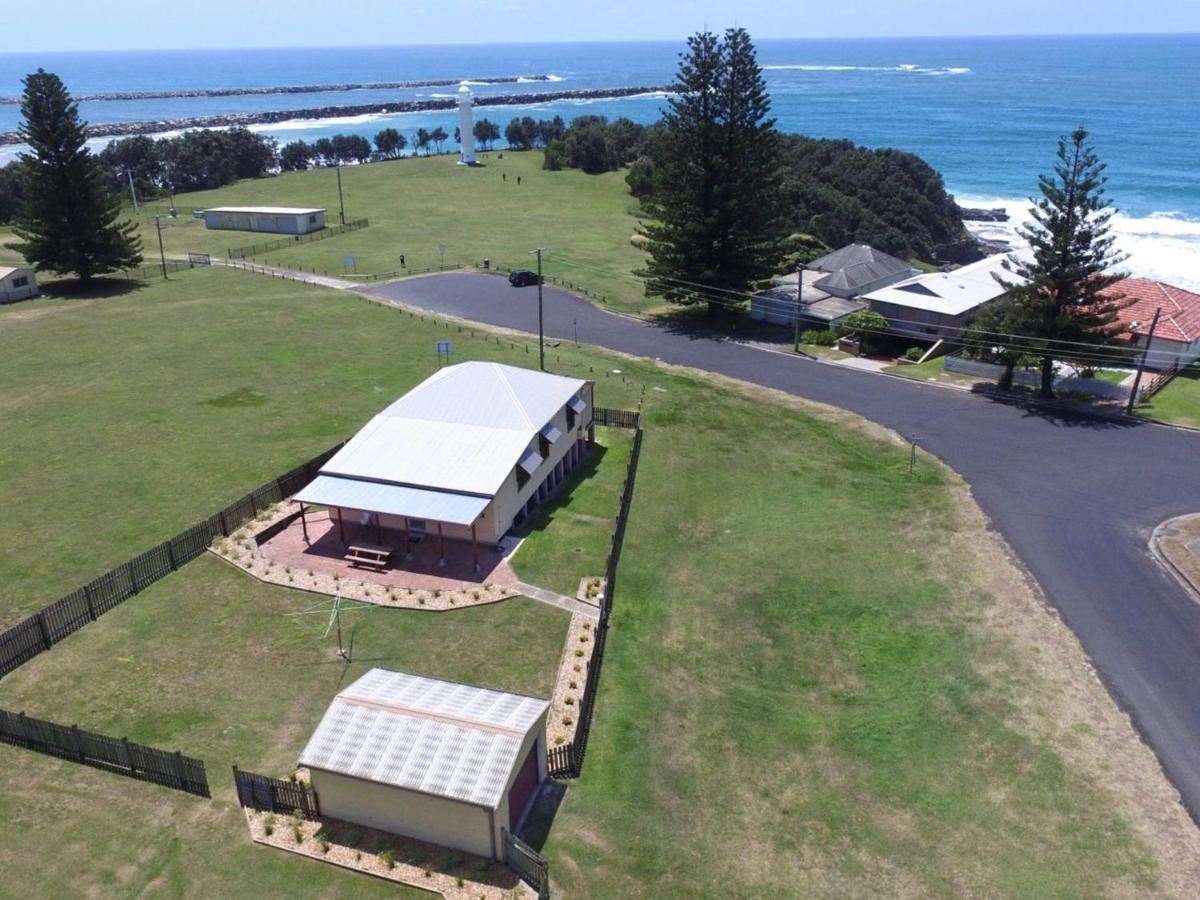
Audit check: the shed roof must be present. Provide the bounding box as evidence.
[204,206,325,215]
[862,254,1016,316]
[299,668,549,808]
[1102,277,1200,345]
[313,362,588,499]
[0,265,32,278]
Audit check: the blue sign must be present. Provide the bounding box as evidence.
[436,341,451,354]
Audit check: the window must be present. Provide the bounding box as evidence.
[309,215,317,224]
[517,466,529,489]
[407,518,427,532]
[11,276,28,288]
[566,406,577,431]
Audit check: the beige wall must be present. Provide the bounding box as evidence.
[310,768,498,859]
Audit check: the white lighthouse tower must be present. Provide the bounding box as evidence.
[457,82,476,166]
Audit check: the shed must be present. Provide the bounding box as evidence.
[299,668,550,860]
[0,266,38,303]
[201,206,326,234]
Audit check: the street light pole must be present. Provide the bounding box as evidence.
[1126,306,1162,414]
[336,164,345,225]
[154,215,168,279]
[792,261,806,353]
[531,247,546,370]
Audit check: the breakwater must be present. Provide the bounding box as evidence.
[0,75,553,105]
[0,85,674,145]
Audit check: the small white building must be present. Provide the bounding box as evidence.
[294,361,594,562]
[299,668,549,860]
[458,82,476,166]
[862,254,1015,340]
[201,206,326,235]
[0,265,37,303]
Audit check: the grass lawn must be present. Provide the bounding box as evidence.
[1,268,1191,897]
[511,425,633,597]
[121,150,658,315]
[1136,365,1200,427]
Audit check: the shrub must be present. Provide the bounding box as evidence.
[263,814,276,836]
[574,649,584,657]
[579,633,588,643]
[565,696,574,706]
[562,716,573,726]
[457,876,465,887]
[292,822,303,843]
[380,848,396,869]
[554,735,565,745]
[904,345,926,361]
[801,328,837,347]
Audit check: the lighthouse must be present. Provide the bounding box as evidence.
[457,82,476,166]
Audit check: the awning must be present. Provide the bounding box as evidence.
[294,475,490,526]
[568,396,586,414]
[518,448,542,475]
[540,423,563,443]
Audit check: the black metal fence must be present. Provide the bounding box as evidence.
[0,440,346,680]
[503,829,550,900]
[233,766,321,819]
[227,218,369,260]
[548,409,643,780]
[0,708,209,796]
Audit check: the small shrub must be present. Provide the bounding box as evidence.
[472,590,481,600]
[292,822,303,843]
[554,735,565,745]
[380,848,396,869]
[355,851,362,862]
[569,681,577,689]
[457,876,465,887]
[419,596,426,605]
[573,663,581,672]
[424,866,432,878]
[565,696,575,705]
[263,814,276,836]
[562,716,573,726]
[574,649,584,657]
[579,633,588,643]
[434,589,442,598]
[801,328,837,347]
[288,773,297,783]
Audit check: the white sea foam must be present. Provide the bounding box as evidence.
[957,193,1200,292]
[763,63,970,75]
[246,112,392,132]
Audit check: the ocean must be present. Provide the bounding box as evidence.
[1,35,1197,287]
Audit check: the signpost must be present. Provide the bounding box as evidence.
[438,243,446,270]
[436,340,452,368]
[342,255,358,273]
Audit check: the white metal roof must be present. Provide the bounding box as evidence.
[204,206,325,215]
[0,266,32,278]
[293,475,490,526]
[299,668,549,808]
[315,362,588,498]
[862,255,1018,316]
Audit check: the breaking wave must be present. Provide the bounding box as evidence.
[763,63,971,75]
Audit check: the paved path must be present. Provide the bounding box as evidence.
[515,581,600,619]
[362,272,1200,822]
[217,258,360,290]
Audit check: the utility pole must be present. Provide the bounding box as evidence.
[153,216,168,279]
[336,164,345,225]
[127,170,139,214]
[792,261,807,353]
[1126,306,1162,414]
[531,247,546,370]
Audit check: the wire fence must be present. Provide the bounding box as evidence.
[0,708,209,797]
[482,263,614,306]
[547,407,643,780]
[226,218,369,260]
[0,441,346,680]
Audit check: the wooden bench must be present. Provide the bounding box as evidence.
[345,542,394,569]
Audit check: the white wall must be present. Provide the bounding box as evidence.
[1128,333,1200,371]
[310,768,498,859]
[0,268,37,303]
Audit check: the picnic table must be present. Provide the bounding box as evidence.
[344,542,394,569]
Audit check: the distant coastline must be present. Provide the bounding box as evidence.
[0,74,555,105]
[0,85,674,145]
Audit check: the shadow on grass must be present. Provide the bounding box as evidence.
[512,443,610,540]
[518,779,568,851]
[24,276,148,303]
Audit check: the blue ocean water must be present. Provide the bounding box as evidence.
[1,36,1197,284]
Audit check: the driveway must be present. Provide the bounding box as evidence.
[363,272,1200,821]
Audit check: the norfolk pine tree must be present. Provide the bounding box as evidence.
[638,29,787,315]
[994,127,1129,398]
[13,70,141,282]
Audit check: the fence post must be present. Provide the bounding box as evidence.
[122,737,137,775]
[219,510,230,535]
[83,584,97,621]
[166,540,177,571]
[173,750,187,789]
[71,724,84,762]
[35,612,51,649]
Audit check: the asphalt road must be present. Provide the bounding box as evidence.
[364,272,1200,820]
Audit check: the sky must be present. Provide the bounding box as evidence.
[7,0,1200,51]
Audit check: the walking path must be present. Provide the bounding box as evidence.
[173,255,360,290]
[515,581,600,619]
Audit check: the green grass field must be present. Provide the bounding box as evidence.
[121,150,657,314]
[1138,365,1200,428]
[0,269,1179,897]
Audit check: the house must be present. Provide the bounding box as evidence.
[748,243,915,329]
[299,668,549,860]
[293,361,594,565]
[201,206,326,234]
[1104,277,1200,371]
[0,266,38,303]
[861,254,1014,340]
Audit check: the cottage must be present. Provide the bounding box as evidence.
[862,254,1013,340]
[804,244,918,299]
[0,266,37,303]
[299,668,549,860]
[201,206,326,234]
[1103,277,1200,371]
[294,361,594,567]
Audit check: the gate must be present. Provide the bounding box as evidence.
[503,828,550,899]
[187,252,211,267]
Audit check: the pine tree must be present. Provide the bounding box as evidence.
[638,29,787,315]
[994,128,1128,398]
[13,70,141,282]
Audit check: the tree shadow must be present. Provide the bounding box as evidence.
[33,276,146,302]
[969,383,1146,430]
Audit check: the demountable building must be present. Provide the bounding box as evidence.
[0,265,38,303]
[201,206,326,234]
[294,361,594,566]
[299,668,549,859]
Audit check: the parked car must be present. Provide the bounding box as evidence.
[508,269,543,287]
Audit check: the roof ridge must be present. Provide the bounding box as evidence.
[493,362,534,430]
[336,690,530,738]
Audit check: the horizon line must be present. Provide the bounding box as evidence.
[1,30,1198,56]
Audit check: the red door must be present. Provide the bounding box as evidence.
[508,743,540,830]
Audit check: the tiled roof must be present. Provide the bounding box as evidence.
[1103,277,1200,345]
